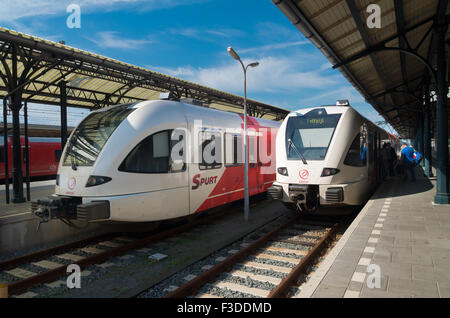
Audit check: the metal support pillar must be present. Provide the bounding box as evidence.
[418,118,424,167]
[10,98,24,203]
[3,99,10,204]
[10,45,25,203]
[60,81,68,150]
[423,80,433,177]
[24,101,30,201]
[434,22,449,204]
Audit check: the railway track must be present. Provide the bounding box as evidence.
[0,193,274,297]
[164,215,341,298]
[0,214,216,297]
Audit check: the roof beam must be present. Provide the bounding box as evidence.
[369,74,425,100]
[0,28,288,119]
[394,0,409,91]
[345,0,396,107]
[332,15,436,69]
[345,0,386,86]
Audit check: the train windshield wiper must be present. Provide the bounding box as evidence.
[288,138,307,165]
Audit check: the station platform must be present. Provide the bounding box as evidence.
[0,179,110,257]
[298,166,450,298]
[0,180,55,221]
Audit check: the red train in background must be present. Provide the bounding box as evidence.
[0,136,62,182]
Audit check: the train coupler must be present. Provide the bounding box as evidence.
[31,196,80,228]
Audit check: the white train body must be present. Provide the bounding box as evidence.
[33,100,279,223]
[268,103,392,211]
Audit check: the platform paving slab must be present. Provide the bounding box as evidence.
[298,166,450,298]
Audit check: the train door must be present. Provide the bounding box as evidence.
[188,123,224,214]
[248,133,258,195]
[256,127,272,192]
[258,127,276,191]
[367,130,376,188]
[0,136,5,179]
[26,139,46,177]
[0,137,13,179]
[256,133,264,192]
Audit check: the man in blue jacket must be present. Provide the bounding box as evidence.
[400,144,416,181]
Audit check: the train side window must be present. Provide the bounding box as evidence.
[119,130,184,174]
[199,131,222,170]
[55,149,62,162]
[169,129,186,172]
[344,133,366,167]
[0,146,4,163]
[224,133,242,167]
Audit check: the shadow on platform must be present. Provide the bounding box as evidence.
[372,166,434,200]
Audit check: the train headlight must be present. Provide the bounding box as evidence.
[321,168,340,177]
[277,167,288,176]
[86,175,112,187]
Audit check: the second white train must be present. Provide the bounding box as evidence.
[268,101,395,212]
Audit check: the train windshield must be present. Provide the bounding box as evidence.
[62,104,136,167]
[286,110,341,161]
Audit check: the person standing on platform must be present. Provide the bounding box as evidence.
[387,142,397,176]
[400,144,416,181]
[380,143,390,180]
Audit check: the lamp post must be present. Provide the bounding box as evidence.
[227,46,259,221]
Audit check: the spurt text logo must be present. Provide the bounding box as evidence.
[192,174,218,190]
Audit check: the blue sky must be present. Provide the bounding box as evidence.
[0,0,394,133]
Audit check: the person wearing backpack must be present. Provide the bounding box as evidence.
[413,151,423,166]
[400,144,416,181]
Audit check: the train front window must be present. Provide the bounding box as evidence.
[286,111,341,161]
[63,104,136,167]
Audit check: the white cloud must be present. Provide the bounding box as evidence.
[0,0,206,23]
[87,31,152,49]
[297,84,390,125]
[149,55,340,94]
[299,85,366,106]
[255,22,302,43]
[166,26,244,43]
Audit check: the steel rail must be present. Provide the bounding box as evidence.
[165,215,300,298]
[268,222,340,298]
[0,233,114,271]
[6,214,213,296]
[165,216,341,298]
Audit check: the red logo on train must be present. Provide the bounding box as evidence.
[192,174,218,190]
[68,177,77,190]
[299,169,309,180]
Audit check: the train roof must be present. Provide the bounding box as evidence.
[94,99,281,127]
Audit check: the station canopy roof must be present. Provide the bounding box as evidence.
[0,27,289,121]
[273,0,450,138]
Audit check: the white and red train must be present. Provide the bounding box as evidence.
[32,99,279,223]
[1,136,61,182]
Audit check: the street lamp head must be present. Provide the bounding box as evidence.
[227,46,240,61]
[248,62,259,68]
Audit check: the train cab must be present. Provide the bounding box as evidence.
[269,100,395,213]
